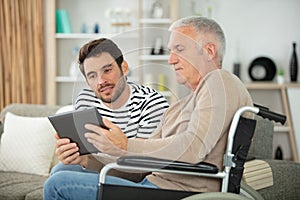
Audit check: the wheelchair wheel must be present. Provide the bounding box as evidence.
[181,192,252,200]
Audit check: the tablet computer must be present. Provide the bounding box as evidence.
[48,107,108,155]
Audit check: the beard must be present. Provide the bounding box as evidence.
[97,76,127,104]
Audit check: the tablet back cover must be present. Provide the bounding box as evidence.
[48,107,101,155]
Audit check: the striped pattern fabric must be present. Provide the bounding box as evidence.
[75,82,169,138]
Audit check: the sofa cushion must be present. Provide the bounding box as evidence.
[0,112,56,176]
[24,188,44,200]
[257,159,300,200]
[0,171,47,200]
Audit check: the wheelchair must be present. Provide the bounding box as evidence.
[97,105,286,200]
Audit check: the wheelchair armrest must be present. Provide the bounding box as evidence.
[117,156,219,174]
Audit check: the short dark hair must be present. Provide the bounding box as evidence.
[78,38,124,76]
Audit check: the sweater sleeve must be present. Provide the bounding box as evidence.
[127,71,252,164]
[127,93,223,163]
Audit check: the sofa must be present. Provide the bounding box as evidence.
[0,104,61,200]
[1,104,300,200]
[240,116,300,200]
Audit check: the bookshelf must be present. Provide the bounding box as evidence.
[138,0,184,104]
[45,0,182,105]
[245,82,300,162]
[45,0,140,105]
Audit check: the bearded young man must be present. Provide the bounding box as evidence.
[48,38,169,180]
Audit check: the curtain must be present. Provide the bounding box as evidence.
[0,0,44,110]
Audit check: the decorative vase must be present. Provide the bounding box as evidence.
[275,146,283,160]
[69,47,79,77]
[151,1,163,18]
[233,63,241,79]
[290,42,298,82]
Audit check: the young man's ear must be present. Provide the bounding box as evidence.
[121,61,129,75]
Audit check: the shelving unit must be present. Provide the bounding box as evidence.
[56,33,114,39]
[140,55,170,61]
[45,0,182,105]
[138,0,181,104]
[139,18,172,24]
[245,82,300,162]
[45,0,140,105]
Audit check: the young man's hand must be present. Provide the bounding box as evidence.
[54,133,88,167]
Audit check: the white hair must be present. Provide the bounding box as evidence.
[169,16,226,63]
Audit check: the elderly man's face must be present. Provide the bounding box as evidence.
[167,26,205,90]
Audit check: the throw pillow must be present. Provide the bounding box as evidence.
[0,112,56,176]
[49,105,74,168]
[55,105,74,114]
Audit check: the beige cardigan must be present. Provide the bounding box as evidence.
[88,69,253,192]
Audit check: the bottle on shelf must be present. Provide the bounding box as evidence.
[233,40,241,79]
[275,146,283,160]
[81,23,88,33]
[151,37,164,55]
[233,63,241,79]
[69,47,80,78]
[94,23,100,34]
[151,1,163,18]
[289,42,298,82]
[158,74,167,92]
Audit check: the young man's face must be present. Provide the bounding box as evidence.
[84,52,127,104]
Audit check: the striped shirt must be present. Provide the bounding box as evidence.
[74,82,169,138]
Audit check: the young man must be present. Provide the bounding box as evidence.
[49,38,169,174]
[75,38,169,139]
[44,16,253,199]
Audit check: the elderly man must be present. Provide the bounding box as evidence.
[44,16,252,200]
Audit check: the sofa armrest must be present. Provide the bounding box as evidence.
[254,159,300,200]
[0,103,61,118]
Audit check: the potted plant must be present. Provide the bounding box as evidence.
[277,68,285,84]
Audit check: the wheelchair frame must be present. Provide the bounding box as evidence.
[97,106,286,200]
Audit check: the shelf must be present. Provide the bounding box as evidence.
[55,32,138,39]
[140,55,169,61]
[245,82,300,90]
[56,76,85,83]
[140,18,172,24]
[246,81,299,162]
[274,126,290,132]
[56,33,113,39]
[47,0,178,106]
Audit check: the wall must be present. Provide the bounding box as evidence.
[180,0,300,160]
[180,0,300,82]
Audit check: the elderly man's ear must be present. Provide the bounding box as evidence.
[204,42,217,61]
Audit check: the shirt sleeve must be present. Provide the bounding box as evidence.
[136,92,169,138]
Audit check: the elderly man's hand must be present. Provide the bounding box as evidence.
[84,118,128,156]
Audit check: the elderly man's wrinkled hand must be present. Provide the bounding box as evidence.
[85,118,128,156]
